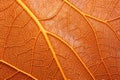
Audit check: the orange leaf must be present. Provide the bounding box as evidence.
[0,0,120,80]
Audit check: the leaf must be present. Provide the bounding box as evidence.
[0,0,120,80]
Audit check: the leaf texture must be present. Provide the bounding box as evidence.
[0,0,120,80]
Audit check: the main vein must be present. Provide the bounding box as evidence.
[16,0,67,80]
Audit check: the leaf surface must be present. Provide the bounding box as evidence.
[0,0,120,80]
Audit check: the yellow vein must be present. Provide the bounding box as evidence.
[64,0,113,79]
[16,0,67,80]
[0,60,37,80]
[5,71,19,80]
[78,7,120,41]
[64,0,96,80]
[46,31,95,80]
[83,16,112,80]
[85,16,120,41]
[107,16,120,22]
[63,0,106,23]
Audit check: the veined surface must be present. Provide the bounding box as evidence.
[0,0,120,80]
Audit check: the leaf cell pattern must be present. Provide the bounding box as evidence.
[0,0,120,80]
